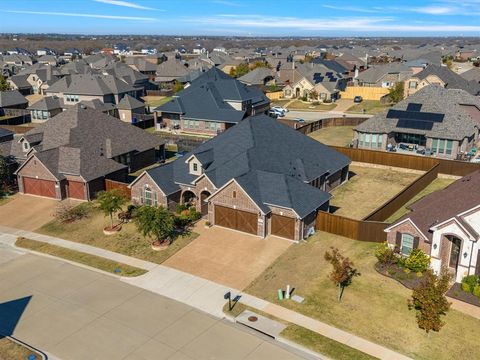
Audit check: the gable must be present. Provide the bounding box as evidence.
[16,155,58,181]
[209,180,263,214]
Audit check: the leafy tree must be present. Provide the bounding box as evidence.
[408,268,452,334]
[324,247,360,301]
[96,189,127,229]
[251,61,271,69]
[0,75,10,92]
[389,82,404,103]
[173,81,184,93]
[0,155,10,197]
[134,205,175,246]
[309,90,319,101]
[231,63,250,78]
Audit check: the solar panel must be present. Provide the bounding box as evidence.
[406,103,422,112]
[396,119,434,131]
[387,109,444,123]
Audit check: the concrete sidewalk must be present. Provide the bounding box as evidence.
[0,227,413,360]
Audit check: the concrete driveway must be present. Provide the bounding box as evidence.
[164,224,292,290]
[0,195,62,231]
[0,245,311,360]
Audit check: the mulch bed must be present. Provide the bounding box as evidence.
[375,262,425,290]
[447,283,480,307]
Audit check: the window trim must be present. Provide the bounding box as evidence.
[401,233,414,256]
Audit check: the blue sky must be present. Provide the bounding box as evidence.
[2,0,480,36]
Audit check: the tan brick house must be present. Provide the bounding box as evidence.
[130,115,350,241]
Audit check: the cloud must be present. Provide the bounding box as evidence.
[211,0,243,6]
[4,10,157,21]
[93,0,160,10]
[321,5,381,13]
[182,14,480,32]
[409,6,458,15]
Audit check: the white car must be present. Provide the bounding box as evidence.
[269,108,285,117]
[271,106,288,115]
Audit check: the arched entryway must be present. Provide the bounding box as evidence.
[182,190,197,207]
[200,191,211,216]
[441,235,463,275]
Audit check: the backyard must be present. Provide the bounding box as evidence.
[36,205,198,265]
[385,177,456,223]
[346,100,392,115]
[142,95,172,108]
[308,126,354,147]
[245,231,480,360]
[330,165,420,219]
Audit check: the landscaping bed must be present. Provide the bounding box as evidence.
[15,237,147,277]
[244,231,480,360]
[447,282,480,307]
[374,262,424,290]
[329,165,420,220]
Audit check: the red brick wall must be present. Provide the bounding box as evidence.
[387,220,430,254]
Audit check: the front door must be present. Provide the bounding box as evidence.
[449,236,462,270]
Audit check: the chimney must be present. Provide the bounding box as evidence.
[105,138,112,158]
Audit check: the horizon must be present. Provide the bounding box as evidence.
[2,0,480,36]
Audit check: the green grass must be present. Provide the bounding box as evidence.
[142,96,173,108]
[271,99,291,107]
[287,100,337,111]
[37,205,199,265]
[0,336,39,360]
[330,165,420,220]
[346,100,393,115]
[245,231,480,360]
[385,177,456,223]
[16,237,147,277]
[309,126,354,147]
[223,303,376,360]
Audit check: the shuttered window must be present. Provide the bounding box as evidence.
[401,234,414,255]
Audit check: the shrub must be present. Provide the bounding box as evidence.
[473,284,480,298]
[375,242,396,265]
[188,207,202,221]
[54,202,91,223]
[176,204,188,214]
[404,268,411,274]
[461,275,479,293]
[404,249,430,273]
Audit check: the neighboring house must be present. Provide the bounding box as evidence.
[355,63,413,88]
[130,115,351,240]
[156,67,270,135]
[155,59,205,85]
[37,55,58,66]
[84,54,116,69]
[0,105,164,200]
[45,74,137,106]
[282,63,346,102]
[117,94,146,123]
[3,54,33,66]
[0,90,28,112]
[19,64,62,94]
[385,171,480,283]
[27,96,64,122]
[125,57,158,80]
[354,85,480,159]
[238,67,276,86]
[103,62,153,95]
[404,64,480,97]
[7,75,33,95]
[0,128,14,143]
[460,67,480,84]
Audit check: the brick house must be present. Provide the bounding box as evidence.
[0,105,164,200]
[155,67,270,136]
[354,85,480,159]
[385,171,480,283]
[130,115,350,241]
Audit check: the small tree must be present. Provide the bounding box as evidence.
[324,247,359,301]
[173,81,184,93]
[0,75,10,91]
[388,82,404,103]
[231,63,250,78]
[0,155,10,197]
[96,189,127,229]
[134,205,175,246]
[408,268,452,335]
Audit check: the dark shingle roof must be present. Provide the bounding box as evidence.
[28,96,63,111]
[413,64,480,95]
[47,74,136,96]
[147,115,350,217]
[0,90,28,108]
[117,94,145,110]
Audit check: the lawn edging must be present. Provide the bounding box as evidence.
[15,237,148,277]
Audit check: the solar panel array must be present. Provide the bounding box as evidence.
[387,103,445,131]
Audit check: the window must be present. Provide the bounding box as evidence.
[401,234,414,256]
[432,138,438,153]
[22,142,29,151]
[438,139,445,154]
[232,191,236,198]
[408,81,417,89]
[193,163,198,172]
[371,134,378,148]
[359,133,364,147]
[446,140,453,155]
[365,133,371,147]
[143,187,157,206]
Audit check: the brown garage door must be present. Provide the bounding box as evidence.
[214,205,257,235]
[23,177,56,198]
[67,181,86,200]
[271,214,296,240]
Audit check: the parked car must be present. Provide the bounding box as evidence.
[271,106,288,114]
[354,96,363,103]
[268,110,279,118]
[293,118,305,123]
[269,108,285,117]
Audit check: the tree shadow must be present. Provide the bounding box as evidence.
[0,296,32,336]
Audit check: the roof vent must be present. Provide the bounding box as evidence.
[80,104,87,109]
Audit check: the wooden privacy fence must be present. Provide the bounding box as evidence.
[105,179,131,199]
[296,117,367,135]
[0,125,35,134]
[363,163,440,222]
[315,212,388,243]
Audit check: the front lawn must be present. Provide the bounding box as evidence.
[385,177,456,223]
[245,231,480,360]
[308,126,354,147]
[330,165,420,220]
[15,237,147,277]
[37,206,198,265]
[287,100,337,111]
[346,100,392,115]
